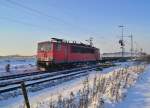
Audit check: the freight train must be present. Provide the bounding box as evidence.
[37,38,100,70]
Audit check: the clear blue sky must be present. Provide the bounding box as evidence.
[0,0,149,55]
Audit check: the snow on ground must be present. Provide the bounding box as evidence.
[0,71,95,108]
[0,65,118,108]
[107,64,150,108]
[0,62,146,108]
[0,57,37,76]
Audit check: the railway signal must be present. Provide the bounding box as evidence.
[118,25,135,59]
[118,25,125,58]
[119,39,125,47]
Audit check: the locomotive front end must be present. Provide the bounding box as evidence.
[37,41,53,70]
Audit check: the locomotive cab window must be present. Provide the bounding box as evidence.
[56,42,61,51]
[38,42,51,51]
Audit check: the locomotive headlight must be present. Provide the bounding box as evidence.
[45,58,49,61]
[48,57,53,61]
[43,57,53,61]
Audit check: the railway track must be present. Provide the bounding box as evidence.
[0,66,96,87]
[0,65,96,81]
[0,65,98,94]
[0,68,77,80]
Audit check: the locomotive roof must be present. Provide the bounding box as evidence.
[38,41,51,44]
[69,42,93,47]
[38,38,99,50]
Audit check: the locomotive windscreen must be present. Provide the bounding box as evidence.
[38,42,51,51]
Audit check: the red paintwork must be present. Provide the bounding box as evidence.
[37,40,100,64]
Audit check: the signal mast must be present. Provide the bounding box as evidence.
[118,25,125,58]
[118,26,134,59]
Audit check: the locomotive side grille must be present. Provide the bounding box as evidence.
[71,45,95,53]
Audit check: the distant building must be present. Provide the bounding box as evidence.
[102,52,143,58]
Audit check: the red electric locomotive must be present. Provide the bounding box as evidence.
[37,38,100,70]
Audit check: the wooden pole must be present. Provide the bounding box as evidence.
[21,82,30,108]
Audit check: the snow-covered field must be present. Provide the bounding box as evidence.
[0,61,148,108]
[0,57,37,76]
[109,64,150,108]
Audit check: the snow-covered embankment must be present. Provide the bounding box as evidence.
[17,64,146,108]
